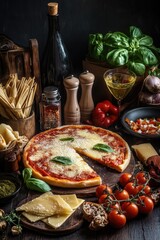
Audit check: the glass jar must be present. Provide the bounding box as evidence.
[39,86,61,131]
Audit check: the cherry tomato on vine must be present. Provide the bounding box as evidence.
[96,184,107,198]
[109,202,120,211]
[98,194,108,204]
[99,194,114,206]
[96,184,112,198]
[108,209,126,229]
[119,173,132,187]
[137,195,154,214]
[124,182,139,196]
[114,189,129,200]
[136,172,148,185]
[137,185,151,195]
[121,202,139,220]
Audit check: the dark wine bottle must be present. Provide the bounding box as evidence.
[41,2,72,106]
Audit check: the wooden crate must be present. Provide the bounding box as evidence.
[0,34,42,114]
[0,34,42,137]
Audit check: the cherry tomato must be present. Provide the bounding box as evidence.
[121,202,139,220]
[136,172,148,185]
[114,189,129,200]
[98,194,108,204]
[108,209,126,229]
[138,195,154,214]
[110,202,120,211]
[124,182,139,196]
[99,194,114,206]
[119,173,132,187]
[96,184,112,198]
[137,185,151,195]
[96,184,107,198]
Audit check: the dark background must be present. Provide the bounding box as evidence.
[0,0,160,73]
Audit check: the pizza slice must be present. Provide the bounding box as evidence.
[23,141,102,188]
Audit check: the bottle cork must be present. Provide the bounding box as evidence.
[48,2,58,15]
[79,70,95,122]
[64,75,80,125]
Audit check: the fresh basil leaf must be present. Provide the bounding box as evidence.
[50,156,73,165]
[138,47,158,66]
[130,26,142,38]
[104,32,129,48]
[59,137,74,142]
[22,168,32,183]
[127,61,146,76]
[93,143,114,153]
[107,49,128,66]
[139,36,153,47]
[26,178,51,192]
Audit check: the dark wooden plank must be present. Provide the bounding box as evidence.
[29,39,42,112]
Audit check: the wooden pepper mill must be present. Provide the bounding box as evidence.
[64,75,80,125]
[79,70,95,122]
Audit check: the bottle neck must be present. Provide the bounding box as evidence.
[48,14,60,35]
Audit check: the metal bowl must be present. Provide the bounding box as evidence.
[121,107,160,138]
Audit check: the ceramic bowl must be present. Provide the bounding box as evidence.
[0,173,21,204]
[121,107,160,138]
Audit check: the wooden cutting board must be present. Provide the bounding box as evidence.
[17,154,134,236]
[18,197,83,236]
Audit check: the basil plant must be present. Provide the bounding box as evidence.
[88,26,160,75]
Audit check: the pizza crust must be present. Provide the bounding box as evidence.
[23,125,131,188]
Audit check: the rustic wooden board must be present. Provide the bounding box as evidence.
[17,197,83,236]
[16,153,134,236]
[52,154,135,198]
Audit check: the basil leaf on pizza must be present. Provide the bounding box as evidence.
[50,156,73,165]
[93,143,114,153]
[59,137,74,142]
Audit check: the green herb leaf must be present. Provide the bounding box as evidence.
[59,137,74,142]
[26,178,51,193]
[22,168,51,193]
[93,143,114,153]
[50,156,73,165]
[22,168,32,183]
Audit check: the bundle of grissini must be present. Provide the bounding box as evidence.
[0,74,37,119]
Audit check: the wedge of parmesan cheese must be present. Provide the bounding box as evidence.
[60,194,79,209]
[22,212,44,222]
[42,198,84,229]
[16,192,73,217]
[132,143,158,164]
[17,192,84,227]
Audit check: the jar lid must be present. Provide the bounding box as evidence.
[43,86,59,98]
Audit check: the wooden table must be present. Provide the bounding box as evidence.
[1,126,160,240]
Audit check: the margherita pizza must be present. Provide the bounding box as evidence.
[23,125,131,188]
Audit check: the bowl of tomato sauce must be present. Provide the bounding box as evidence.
[121,107,160,138]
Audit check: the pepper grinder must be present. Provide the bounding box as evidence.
[79,70,95,122]
[64,75,80,125]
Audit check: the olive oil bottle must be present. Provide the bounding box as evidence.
[41,2,72,109]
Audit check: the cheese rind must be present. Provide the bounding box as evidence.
[132,143,158,164]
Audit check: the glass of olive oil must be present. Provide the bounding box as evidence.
[104,68,136,114]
